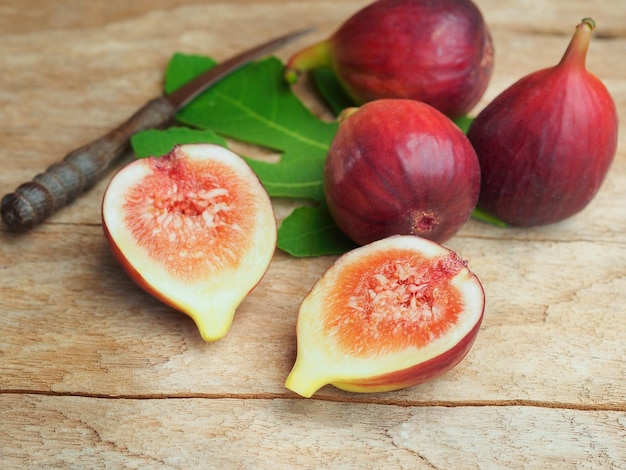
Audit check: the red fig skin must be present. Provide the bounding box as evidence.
[324,99,481,246]
[333,319,482,392]
[285,0,494,118]
[467,18,618,226]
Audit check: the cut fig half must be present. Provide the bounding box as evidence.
[285,235,485,397]
[102,144,277,342]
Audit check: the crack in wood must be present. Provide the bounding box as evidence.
[2,389,625,412]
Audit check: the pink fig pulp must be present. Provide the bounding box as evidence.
[285,0,494,118]
[467,18,618,226]
[324,99,481,246]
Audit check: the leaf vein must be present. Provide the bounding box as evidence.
[215,91,330,151]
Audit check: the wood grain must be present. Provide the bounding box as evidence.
[2,394,625,469]
[1,0,625,467]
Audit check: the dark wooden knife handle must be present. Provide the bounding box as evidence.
[1,96,177,232]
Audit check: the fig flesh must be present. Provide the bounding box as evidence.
[324,99,481,246]
[102,144,277,342]
[467,18,618,226]
[285,0,494,118]
[284,235,485,398]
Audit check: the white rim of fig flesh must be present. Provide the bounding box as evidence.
[102,144,277,342]
[285,235,484,397]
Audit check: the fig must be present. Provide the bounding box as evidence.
[323,99,481,246]
[284,0,494,118]
[284,235,485,397]
[101,144,277,342]
[467,18,618,226]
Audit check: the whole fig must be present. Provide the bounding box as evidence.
[467,18,618,226]
[285,0,494,118]
[324,99,481,246]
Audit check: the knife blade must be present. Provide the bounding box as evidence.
[1,27,312,232]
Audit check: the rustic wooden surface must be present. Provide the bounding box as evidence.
[1,0,625,468]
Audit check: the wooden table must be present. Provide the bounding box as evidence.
[1,1,624,467]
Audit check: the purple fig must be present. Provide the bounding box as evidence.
[285,0,494,118]
[467,18,618,226]
[323,99,481,246]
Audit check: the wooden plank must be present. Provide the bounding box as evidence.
[2,226,624,405]
[1,394,624,469]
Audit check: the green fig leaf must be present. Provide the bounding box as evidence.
[470,207,508,228]
[277,203,357,257]
[131,127,227,158]
[168,54,337,169]
[311,67,357,115]
[453,115,474,134]
[244,157,326,201]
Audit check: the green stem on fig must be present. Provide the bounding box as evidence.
[581,17,596,30]
[559,18,595,69]
[471,207,508,228]
[284,40,333,84]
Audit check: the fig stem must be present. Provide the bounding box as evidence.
[559,18,596,69]
[284,40,333,84]
[581,17,596,30]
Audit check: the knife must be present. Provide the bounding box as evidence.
[1,27,312,232]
